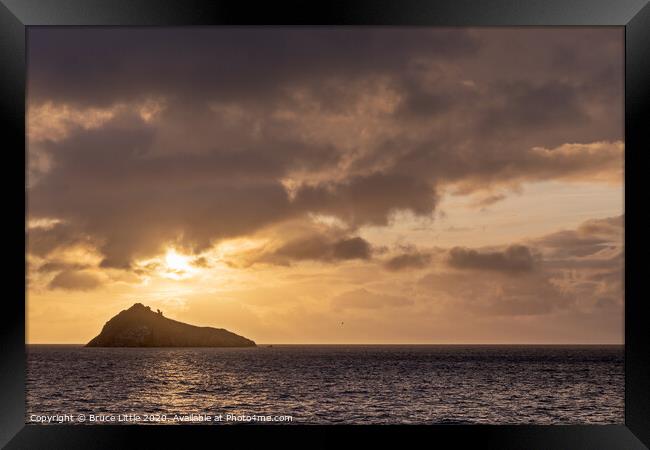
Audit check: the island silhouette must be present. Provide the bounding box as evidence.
[86,303,256,347]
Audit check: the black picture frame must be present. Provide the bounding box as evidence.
[2,1,649,448]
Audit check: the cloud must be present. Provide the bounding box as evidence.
[531,215,623,258]
[258,234,372,266]
[533,231,609,258]
[530,216,624,310]
[293,173,438,227]
[387,140,623,196]
[191,257,211,268]
[37,261,89,274]
[26,28,623,271]
[332,237,372,260]
[418,270,570,316]
[27,223,92,258]
[28,28,481,107]
[477,80,588,132]
[468,193,507,208]
[447,245,535,273]
[577,215,623,235]
[415,216,623,317]
[48,270,103,291]
[383,251,432,271]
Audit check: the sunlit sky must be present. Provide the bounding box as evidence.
[27,27,623,344]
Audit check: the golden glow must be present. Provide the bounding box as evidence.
[165,250,191,272]
[26,182,624,344]
[28,98,167,144]
[213,238,269,259]
[27,217,63,230]
[161,249,196,280]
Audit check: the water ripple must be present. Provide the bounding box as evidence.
[26,345,623,425]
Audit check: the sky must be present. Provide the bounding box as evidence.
[26,27,624,344]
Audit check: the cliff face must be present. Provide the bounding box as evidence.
[86,303,256,347]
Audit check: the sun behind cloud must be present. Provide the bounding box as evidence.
[163,249,195,279]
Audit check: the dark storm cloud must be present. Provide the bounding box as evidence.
[28,111,410,266]
[27,28,623,268]
[37,261,89,274]
[48,270,103,291]
[260,234,372,265]
[29,117,301,267]
[332,237,372,260]
[383,251,432,271]
[27,223,90,258]
[477,80,588,133]
[293,173,438,227]
[383,139,622,194]
[28,28,481,107]
[32,109,340,186]
[448,245,535,273]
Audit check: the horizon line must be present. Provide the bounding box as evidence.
[26,342,625,346]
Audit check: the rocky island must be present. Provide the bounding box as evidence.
[86,303,256,347]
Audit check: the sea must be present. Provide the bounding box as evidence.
[26,345,624,425]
